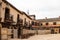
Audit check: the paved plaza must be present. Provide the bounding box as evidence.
[10,34,60,40]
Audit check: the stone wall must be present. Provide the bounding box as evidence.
[37,30,51,35]
[23,29,51,35]
[1,28,8,40]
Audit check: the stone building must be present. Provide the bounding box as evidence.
[0,0,33,39]
[0,0,57,39]
[38,17,60,34]
[29,15,36,20]
[29,15,40,30]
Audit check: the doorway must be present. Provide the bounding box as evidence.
[59,28,60,33]
[51,29,54,34]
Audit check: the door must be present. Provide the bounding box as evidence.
[59,29,60,33]
[51,29,54,34]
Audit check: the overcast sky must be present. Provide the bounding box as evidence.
[7,0,60,19]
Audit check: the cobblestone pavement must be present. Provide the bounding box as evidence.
[22,34,60,40]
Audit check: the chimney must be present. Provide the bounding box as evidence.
[59,16,60,18]
[27,10,29,15]
[45,17,47,19]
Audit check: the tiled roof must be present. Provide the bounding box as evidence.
[21,11,32,20]
[38,17,60,22]
[2,0,32,20]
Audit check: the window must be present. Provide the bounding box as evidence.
[5,7,10,14]
[0,2,2,7]
[20,19,23,24]
[34,22,36,26]
[32,21,34,25]
[10,15,13,21]
[40,23,43,26]
[37,23,39,26]
[17,14,20,23]
[5,7,10,20]
[29,21,30,26]
[24,18,27,27]
[59,29,60,33]
[24,18,26,23]
[53,22,56,25]
[46,22,48,25]
[25,18,26,21]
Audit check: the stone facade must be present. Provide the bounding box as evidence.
[38,17,60,34]
[0,0,34,39]
[1,0,59,40]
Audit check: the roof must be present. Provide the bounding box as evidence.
[21,11,32,20]
[2,0,32,20]
[29,15,36,17]
[38,17,60,22]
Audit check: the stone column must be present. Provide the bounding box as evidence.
[8,28,12,39]
[13,29,18,38]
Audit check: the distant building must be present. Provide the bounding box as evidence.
[38,17,60,34]
[29,15,36,20]
[29,15,40,30]
[1,0,58,39]
[31,20,40,30]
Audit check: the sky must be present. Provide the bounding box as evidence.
[7,0,60,19]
